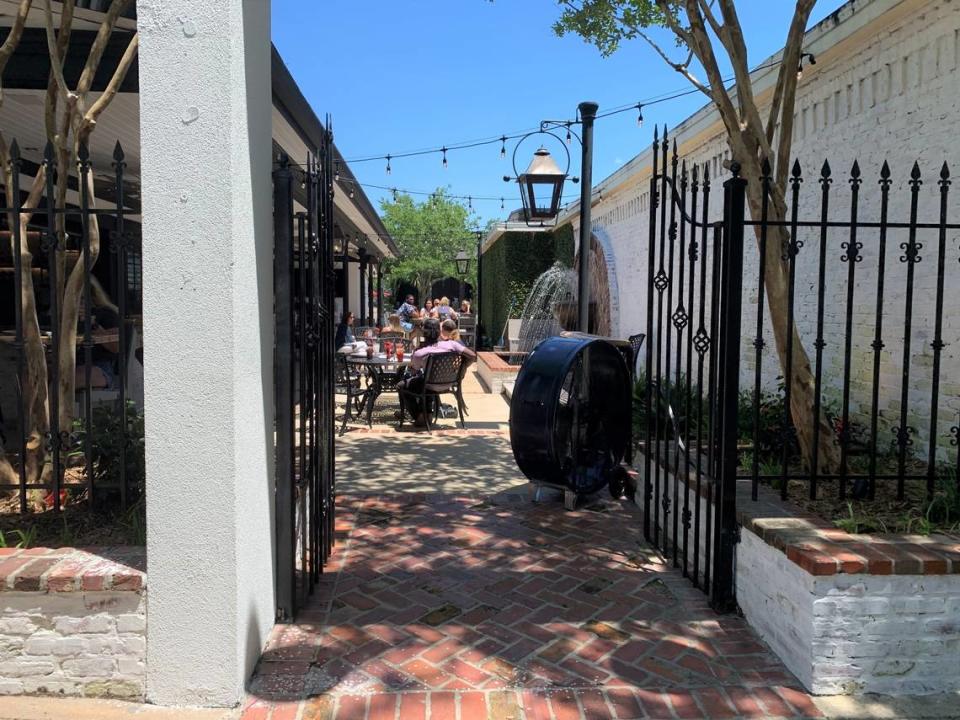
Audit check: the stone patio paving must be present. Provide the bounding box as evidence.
[241,371,823,719]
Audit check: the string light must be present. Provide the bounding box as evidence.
[500,197,505,210]
[349,185,355,199]
[385,154,392,175]
[334,161,340,181]
[468,196,473,210]
[565,123,572,144]
[636,104,644,127]
[441,146,448,168]
[392,187,398,201]
[500,136,507,159]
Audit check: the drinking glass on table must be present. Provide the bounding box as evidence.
[384,340,393,359]
[396,344,405,362]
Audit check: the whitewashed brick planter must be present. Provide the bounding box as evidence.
[0,547,146,699]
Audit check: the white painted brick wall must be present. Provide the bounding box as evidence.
[0,591,146,699]
[579,0,960,458]
[737,528,960,695]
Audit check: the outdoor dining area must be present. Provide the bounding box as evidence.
[335,312,476,435]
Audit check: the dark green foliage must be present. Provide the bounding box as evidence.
[480,225,574,347]
[71,401,146,498]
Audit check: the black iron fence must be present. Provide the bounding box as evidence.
[1,140,142,512]
[642,128,959,611]
[273,118,337,620]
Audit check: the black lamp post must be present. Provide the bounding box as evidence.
[505,101,597,333]
[454,249,470,306]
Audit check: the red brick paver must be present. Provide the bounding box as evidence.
[243,494,821,719]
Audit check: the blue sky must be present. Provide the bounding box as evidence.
[272,1,848,227]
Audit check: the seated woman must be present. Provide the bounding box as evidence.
[397,318,475,427]
[420,298,436,318]
[381,313,405,335]
[334,311,355,349]
[459,299,471,315]
[436,297,458,322]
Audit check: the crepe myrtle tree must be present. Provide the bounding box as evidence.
[0,0,138,485]
[555,0,840,472]
[380,188,478,307]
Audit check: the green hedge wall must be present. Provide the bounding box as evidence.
[479,223,575,347]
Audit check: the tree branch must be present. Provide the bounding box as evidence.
[771,0,817,186]
[697,0,724,38]
[0,0,33,101]
[80,33,138,140]
[75,0,131,97]
[44,0,74,141]
[42,0,74,107]
[715,0,770,146]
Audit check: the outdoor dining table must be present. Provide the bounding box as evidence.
[345,353,412,424]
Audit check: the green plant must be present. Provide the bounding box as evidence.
[924,466,960,527]
[71,401,146,498]
[11,526,37,549]
[120,497,146,546]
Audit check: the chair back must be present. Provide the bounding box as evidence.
[334,353,354,385]
[457,315,476,331]
[423,352,463,389]
[628,333,646,377]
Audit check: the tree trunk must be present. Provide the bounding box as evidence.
[57,169,101,430]
[738,152,841,474]
[16,217,50,483]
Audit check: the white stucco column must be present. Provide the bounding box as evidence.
[138,0,274,706]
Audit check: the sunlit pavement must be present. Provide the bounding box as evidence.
[243,375,824,719]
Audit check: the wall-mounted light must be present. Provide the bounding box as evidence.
[797,52,816,80]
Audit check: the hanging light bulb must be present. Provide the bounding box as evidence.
[565,124,572,144]
[500,197,505,210]
[500,136,506,159]
[636,104,644,127]
[796,63,803,80]
[349,184,355,199]
[441,146,448,168]
[385,154,392,175]
[334,161,340,182]
[468,196,473,210]
[392,187,398,201]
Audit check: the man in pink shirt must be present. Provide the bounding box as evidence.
[400,319,475,426]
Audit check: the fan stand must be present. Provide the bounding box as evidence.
[528,481,581,511]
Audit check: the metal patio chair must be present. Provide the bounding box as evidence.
[335,353,373,435]
[397,351,467,432]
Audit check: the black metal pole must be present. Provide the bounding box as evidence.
[475,231,483,331]
[577,101,598,333]
[376,261,384,327]
[341,238,350,317]
[358,251,367,328]
[273,152,295,621]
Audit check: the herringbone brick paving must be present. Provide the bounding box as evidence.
[243,492,821,719]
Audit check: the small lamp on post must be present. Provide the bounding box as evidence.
[454,249,470,306]
[517,147,566,222]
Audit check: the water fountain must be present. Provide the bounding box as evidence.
[515,262,578,355]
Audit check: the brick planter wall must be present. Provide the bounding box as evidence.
[737,514,960,696]
[637,454,960,696]
[476,352,521,394]
[0,547,146,699]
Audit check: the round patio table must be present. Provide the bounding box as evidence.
[346,353,412,425]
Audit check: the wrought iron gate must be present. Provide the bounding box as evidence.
[643,129,958,614]
[642,129,742,613]
[273,118,336,621]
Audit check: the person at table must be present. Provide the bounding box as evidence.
[396,295,420,332]
[436,297,458,322]
[421,298,438,318]
[381,313,405,335]
[335,311,355,349]
[459,299,471,315]
[398,318,475,426]
[441,317,462,343]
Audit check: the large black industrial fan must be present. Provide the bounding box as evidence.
[510,334,632,508]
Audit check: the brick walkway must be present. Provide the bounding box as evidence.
[242,492,822,719]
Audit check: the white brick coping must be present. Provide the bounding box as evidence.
[0,547,146,699]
